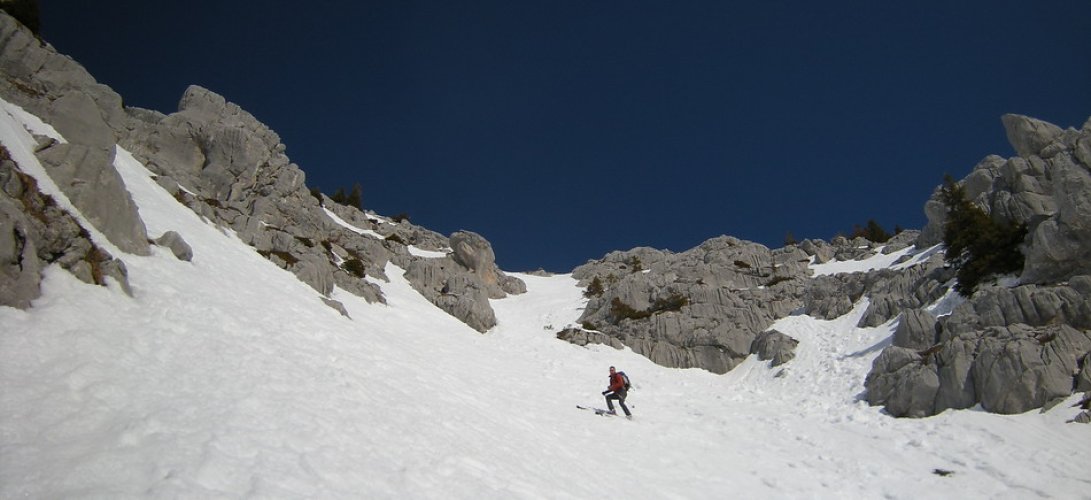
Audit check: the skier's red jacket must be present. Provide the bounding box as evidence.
[608,372,626,393]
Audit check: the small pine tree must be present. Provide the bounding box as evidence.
[939,175,1027,295]
[584,276,605,298]
[784,231,798,246]
[308,187,324,205]
[343,258,366,278]
[864,219,892,243]
[330,187,347,205]
[851,219,892,243]
[347,183,363,210]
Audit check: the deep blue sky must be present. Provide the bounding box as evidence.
[38,1,1091,272]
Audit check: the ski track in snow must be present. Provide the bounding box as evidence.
[2,99,1090,499]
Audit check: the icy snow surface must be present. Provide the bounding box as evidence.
[1,100,1089,499]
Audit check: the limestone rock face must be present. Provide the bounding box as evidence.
[971,324,1091,414]
[0,13,150,257]
[0,11,519,332]
[403,257,497,333]
[569,236,810,373]
[864,113,1091,417]
[864,347,939,418]
[450,230,526,299]
[1002,114,1064,158]
[35,142,149,255]
[917,114,1091,284]
[865,281,1091,417]
[0,151,131,307]
[892,308,938,351]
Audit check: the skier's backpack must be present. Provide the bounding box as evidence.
[619,371,631,391]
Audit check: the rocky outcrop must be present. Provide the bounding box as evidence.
[868,114,1091,417]
[565,232,949,374]
[450,230,526,298]
[864,347,939,418]
[1001,114,1064,159]
[0,147,131,307]
[917,114,1091,283]
[568,236,811,373]
[0,13,150,257]
[403,256,497,333]
[0,10,522,332]
[891,308,938,351]
[35,142,150,255]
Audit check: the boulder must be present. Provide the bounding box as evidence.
[154,230,193,261]
[321,297,350,318]
[450,230,526,299]
[864,346,939,418]
[750,329,799,366]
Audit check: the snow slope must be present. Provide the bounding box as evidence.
[2,101,1090,498]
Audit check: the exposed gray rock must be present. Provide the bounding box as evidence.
[154,230,192,261]
[892,308,938,350]
[799,239,834,264]
[450,230,526,299]
[805,275,864,320]
[0,150,131,307]
[403,257,496,332]
[1002,114,1064,158]
[1022,151,1091,283]
[293,253,336,297]
[322,297,350,318]
[568,236,808,372]
[873,280,1091,417]
[750,329,798,366]
[34,142,150,256]
[972,324,1091,414]
[940,284,1091,340]
[1077,353,1091,392]
[556,327,625,349]
[864,346,939,418]
[918,114,1091,286]
[871,113,1091,418]
[933,336,979,412]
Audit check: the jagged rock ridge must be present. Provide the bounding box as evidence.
[0,11,523,332]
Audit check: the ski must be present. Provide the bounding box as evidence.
[576,405,622,417]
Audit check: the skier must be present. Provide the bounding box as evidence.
[602,366,632,418]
